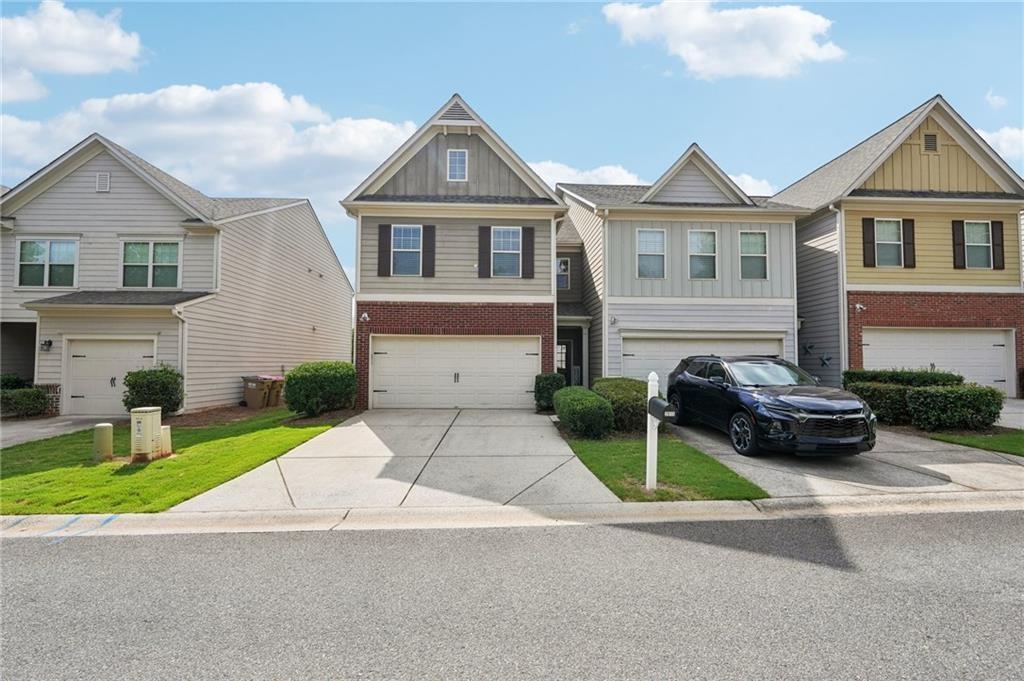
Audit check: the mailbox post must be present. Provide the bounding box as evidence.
[645,371,677,491]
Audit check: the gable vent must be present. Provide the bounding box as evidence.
[923,133,938,153]
[439,101,473,122]
[95,172,111,192]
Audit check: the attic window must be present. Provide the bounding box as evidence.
[95,172,111,192]
[923,133,939,153]
[447,149,468,182]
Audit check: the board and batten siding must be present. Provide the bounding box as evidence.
[795,210,843,387]
[359,217,551,295]
[605,301,797,378]
[649,161,732,204]
[182,203,353,411]
[564,194,605,380]
[373,133,535,199]
[606,220,795,298]
[1,150,216,323]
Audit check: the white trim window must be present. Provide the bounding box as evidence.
[447,149,468,182]
[688,230,717,280]
[964,220,993,269]
[556,257,571,289]
[739,231,768,280]
[636,229,665,279]
[492,226,521,277]
[122,241,181,288]
[874,218,903,267]
[17,239,78,288]
[391,225,422,276]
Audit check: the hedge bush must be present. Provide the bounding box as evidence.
[284,361,356,417]
[553,387,615,439]
[592,377,650,432]
[0,373,28,390]
[0,388,48,418]
[842,368,963,388]
[123,365,184,415]
[906,384,1004,431]
[846,382,912,425]
[534,372,566,411]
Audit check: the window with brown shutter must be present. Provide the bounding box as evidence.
[901,218,916,268]
[422,225,436,277]
[478,226,491,278]
[951,220,966,269]
[522,227,535,279]
[992,221,1005,270]
[862,217,876,267]
[377,224,391,277]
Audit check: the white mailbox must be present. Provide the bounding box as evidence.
[131,407,162,457]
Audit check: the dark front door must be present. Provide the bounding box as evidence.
[556,326,584,385]
[556,340,573,385]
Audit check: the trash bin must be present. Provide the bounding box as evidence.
[263,375,285,407]
[242,376,273,409]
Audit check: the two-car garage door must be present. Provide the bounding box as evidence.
[621,336,784,389]
[370,336,541,409]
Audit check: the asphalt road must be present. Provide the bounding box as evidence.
[3,511,1022,680]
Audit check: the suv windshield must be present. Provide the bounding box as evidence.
[729,360,816,387]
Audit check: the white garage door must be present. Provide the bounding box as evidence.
[621,336,784,389]
[862,328,1016,397]
[67,339,155,415]
[371,336,541,409]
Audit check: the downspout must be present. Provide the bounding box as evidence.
[172,305,187,415]
[601,208,610,379]
[829,203,849,375]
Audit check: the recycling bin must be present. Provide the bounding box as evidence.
[242,376,272,409]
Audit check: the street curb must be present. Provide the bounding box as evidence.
[2,491,1022,539]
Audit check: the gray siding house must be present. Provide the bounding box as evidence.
[0,134,353,415]
[556,144,807,389]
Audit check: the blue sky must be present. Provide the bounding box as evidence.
[3,1,1022,276]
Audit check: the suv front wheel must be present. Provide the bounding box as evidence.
[729,412,760,456]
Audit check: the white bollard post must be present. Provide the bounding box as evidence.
[646,371,659,491]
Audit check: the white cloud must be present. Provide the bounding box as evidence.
[1,1,142,102]
[529,161,644,187]
[729,173,775,196]
[603,0,844,79]
[978,126,1024,160]
[985,88,1008,110]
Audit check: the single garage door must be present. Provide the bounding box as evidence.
[67,339,156,415]
[621,336,784,389]
[371,336,541,409]
[862,328,1016,397]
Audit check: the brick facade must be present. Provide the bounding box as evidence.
[847,290,1024,393]
[354,301,555,409]
[34,383,61,416]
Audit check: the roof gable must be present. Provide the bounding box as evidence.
[641,144,753,205]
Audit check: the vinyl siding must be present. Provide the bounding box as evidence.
[359,217,551,295]
[649,161,731,203]
[795,210,843,386]
[373,133,535,199]
[844,202,1022,286]
[1,150,215,323]
[605,301,797,377]
[565,195,605,380]
[182,203,353,410]
[607,220,795,298]
[556,250,583,303]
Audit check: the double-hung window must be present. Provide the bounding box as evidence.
[492,227,521,277]
[556,257,571,289]
[874,218,903,267]
[688,230,717,279]
[636,229,665,279]
[391,225,422,276]
[964,221,993,268]
[447,149,468,182]
[122,241,180,288]
[17,239,78,287]
[739,231,768,280]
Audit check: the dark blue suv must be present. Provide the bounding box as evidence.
[667,355,876,457]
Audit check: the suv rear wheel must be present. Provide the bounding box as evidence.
[669,392,687,425]
[729,412,760,456]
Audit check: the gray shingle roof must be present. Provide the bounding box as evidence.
[848,189,1024,200]
[557,302,589,318]
[355,194,556,205]
[28,290,212,307]
[558,183,777,209]
[556,214,582,244]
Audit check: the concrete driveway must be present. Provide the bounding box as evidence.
[171,409,618,512]
[999,399,1024,429]
[673,424,1024,498]
[1,416,124,449]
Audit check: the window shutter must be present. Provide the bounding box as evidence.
[478,226,491,278]
[422,225,436,277]
[862,217,876,268]
[951,220,966,269]
[377,224,391,277]
[991,221,1005,270]
[901,218,916,268]
[522,227,535,279]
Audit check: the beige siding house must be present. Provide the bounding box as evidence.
[0,134,352,415]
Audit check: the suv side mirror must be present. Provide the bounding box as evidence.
[708,375,726,387]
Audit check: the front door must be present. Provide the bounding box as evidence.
[556,340,573,386]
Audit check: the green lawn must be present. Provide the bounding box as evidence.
[1,409,343,515]
[931,429,1024,457]
[568,436,768,502]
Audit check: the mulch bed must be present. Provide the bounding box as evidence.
[164,406,360,428]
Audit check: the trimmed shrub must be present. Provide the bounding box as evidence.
[846,382,912,425]
[534,372,566,411]
[0,388,48,418]
[842,368,962,388]
[123,365,184,415]
[0,374,28,390]
[553,387,615,439]
[284,361,356,417]
[906,384,1004,431]
[592,377,649,432]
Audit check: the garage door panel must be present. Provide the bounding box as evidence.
[67,339,155,415]
[622,336,784,389]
